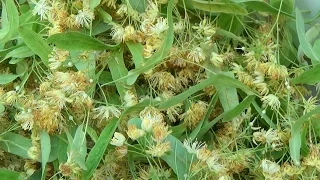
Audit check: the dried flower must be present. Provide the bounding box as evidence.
[187,47,206,63]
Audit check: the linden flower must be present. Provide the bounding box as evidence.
[124,90,138,107]
[192,18,216,37]
[93,105,121,120]
[210,52,224,67]
[261,94,281,110]
[116,4,128,17]
[187,47,206,63]
[183,139,206,155]
[149,17,168,36]
[75,8,94,28]
[303,96,318,115]
[127,125,145,140]
[146,141,171,157]
[140,107,164,132]
[110,132,126,147]
[261,159,280,175]
[31,0,51,20]
[15,110,34,131]
[253,128,280,146]
[44,90,73,109]
[206,156,226,173]
[111,24,125,43]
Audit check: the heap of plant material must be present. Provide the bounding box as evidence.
[1,0,320,179]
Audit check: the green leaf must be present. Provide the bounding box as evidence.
[128,0,147,13]
[126,41,145,68]
[0,0,19,43]
[161,135,192,179]
[222,95,255,122]
[83,118,119,180]
[18,26,52,66]
[97,8,113,24]
[71,124,87,170]
[270,0,294,14]
[234,0,294,17]
[126,0,174,85]
[0,104,5,114]
[0,169,20,180]
[217,72,239,112]
[47,32,119,51]
[295,8,320,62]
[0,132,32,159]
[87,126,98,143]
[291,64,320,85]
[89,0,101,10]
[191,0,248,15]
[40,130,51,180]
[108,49,129,101]
[4,46,34,60]
[289,107,320,166]
[0,74,20,85]
[189,92,219,140]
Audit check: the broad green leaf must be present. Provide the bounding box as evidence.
[313,39,320,59]
[0,169,20,180]
[222,95,255,122]
[217,72,239,112]
[234,0,294,17]
[295,8,320,62]
[89,0,101,10]
[161,135,192,179]
[72,124,87,170]
[0,104,5,114]
[291,64,320,85]
[0,0,19,43]
[87,126,98,143]
[4,46,34,60]
[0,132,32,159]
[83,118,119,180]
[126,41,145,68]
[126,0,174,85]
[40,130,51,180]
[128,0,147,13]
[48,136,58,162]
[289,107,320,166]
[47,32,119,51]
[97,8,113,24]
[108,49,128,101]
[70,50,96,79]
[189,92,219,140]
[191,0,248,15]
[270,0,294,14]
[0,74,20,85]
[91,20,112,36]
[57,134,68,163]
[18,26,52,66]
